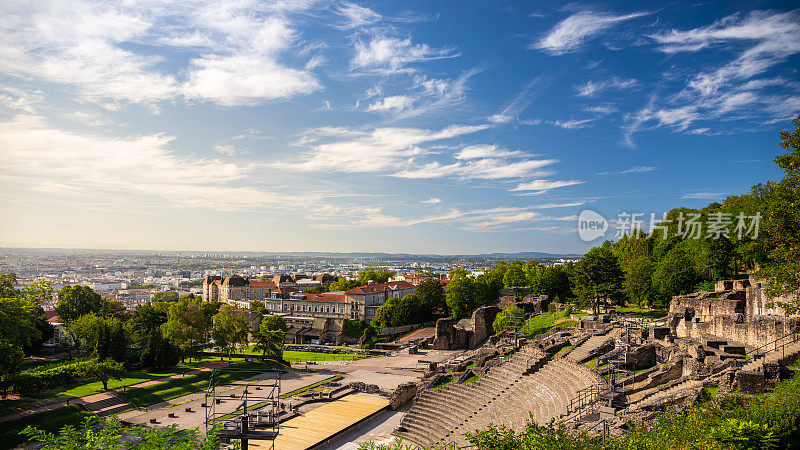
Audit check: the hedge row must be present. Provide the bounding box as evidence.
[14,360,91,395]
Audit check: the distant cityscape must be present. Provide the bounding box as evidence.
[0,247,579,313]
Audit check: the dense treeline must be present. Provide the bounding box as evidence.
[0,276,290,395]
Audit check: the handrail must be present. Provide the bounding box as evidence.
[745,330,799,357]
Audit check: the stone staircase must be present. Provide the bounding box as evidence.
[566,330,615,363]
[628,378,703,410]
[394,346,600,447]
[445,359,600,447]
[77,392,134,417]
[394,346,543,446]
[742,338,800,372]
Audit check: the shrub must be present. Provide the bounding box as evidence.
[13,360,89,395]
[709,419,778,450]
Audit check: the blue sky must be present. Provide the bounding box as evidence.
[0,0,798,254]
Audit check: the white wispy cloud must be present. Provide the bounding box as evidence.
[534,11,649,54]
[393,158,556,180]
[620,165,657,174]
[315,205,573,231]
[0,1,322,107]
[510,179,584,194]
[547,119,595,129]
[652,10,800,96]
[682,192,724,199]
[488,76,549,123]
[454,144,526,160]
[420,197,442,204]
[214,144,236,156]
[352,36,459,74]
[624,10,800,145]
[577,77,638,96]
[334,2,382,30]
[583,104,618,115]
[0,114,285,211]
[367,95,415,112]
[275,123,490,173]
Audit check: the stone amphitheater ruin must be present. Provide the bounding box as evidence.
[390,278,800,447]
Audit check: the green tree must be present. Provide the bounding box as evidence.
[503,263,528,288]
[373,294,433,328]
[78,358,125,391]
[68,314,127,362]
[211,305,250,360]
[250,300,267,314]
[55,285,105,324]
[758,114,800,312]
[446,276,476,319]
[493,304,525,335]
[22,416,224,449]
[0,273,20,298]
[0,297,44,352]
[329,277,361,291]
[448,268,469,279]
[574,241,624,315]
[140,331,181,370]
[612,235,653,307]
[653,243,700,305]
[254,315,287,361]
[152,290,179,302]
[23,280,53,304]
[162,298,206,360]
[0,340,24,396]
[126,304,168,348]
[415,278,447,315]
[357,269,393,284]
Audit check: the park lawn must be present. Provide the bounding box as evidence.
[57,359,217,398]
[523,310,583,337]
[234,346,367,363]
[614,306,669,319]
[0,404,96,448]
[119,361,275,407]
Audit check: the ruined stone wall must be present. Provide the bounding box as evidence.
[669,278,800,348]
[746,282,800,318]
[390,382,417,410]
[433,318,470,349]
[433,305,500,349]
[470,305,501,348]
[670,311,800,348]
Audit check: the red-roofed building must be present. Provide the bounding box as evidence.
[263,292,348,319]
[345,280,415,321]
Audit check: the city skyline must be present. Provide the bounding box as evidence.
[1,0,798,254]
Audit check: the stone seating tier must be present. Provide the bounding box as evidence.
[395,347,599,447]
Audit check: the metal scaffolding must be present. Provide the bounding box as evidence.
[204,368,282,450]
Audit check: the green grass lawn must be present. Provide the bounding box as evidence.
[522,310,583,337]
[57,359,217,398]
[118,361,278,407]
[230,346,368,363]
[0,404,96,448]
[613,306,669,319]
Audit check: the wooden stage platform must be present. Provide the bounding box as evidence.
[252,393,390,449]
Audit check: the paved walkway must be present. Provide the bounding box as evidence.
[0,361,229,423]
